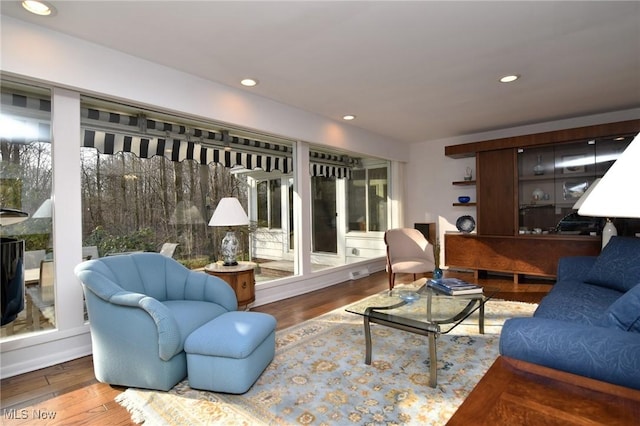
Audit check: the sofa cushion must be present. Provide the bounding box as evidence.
[602,283,640,333]
[534,280,622,326]
[585,236,640,292]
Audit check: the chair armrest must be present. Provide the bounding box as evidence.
[557,256,597,282]
[180,270,238,311]
[109,291,145,306]
[138,296,181,360]
[202,274,238,311]
[500,317,640,390]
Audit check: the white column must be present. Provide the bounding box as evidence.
[51,88,84,329]
[295,142,311,275]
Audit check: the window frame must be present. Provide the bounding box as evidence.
[256,177,283,230]
[347,163,389,233]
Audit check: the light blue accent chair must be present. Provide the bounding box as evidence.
[74,253,238,391]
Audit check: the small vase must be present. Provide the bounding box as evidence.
[433,267,443,279]
[533,155,545,175]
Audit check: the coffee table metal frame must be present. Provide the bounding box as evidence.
[347,279,496,388]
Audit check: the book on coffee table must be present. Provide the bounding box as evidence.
[427,278,483,295]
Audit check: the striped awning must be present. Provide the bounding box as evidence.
[81,107,294,157]
[310,163,351,179]
[1,91,51,143]
[309,151,353,179]
[82,130,292,173]
[4,91,354,177]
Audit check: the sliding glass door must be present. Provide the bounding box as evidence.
[311,176,337,253]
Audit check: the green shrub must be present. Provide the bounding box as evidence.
[86,226,156,256]
[178,256,211,270]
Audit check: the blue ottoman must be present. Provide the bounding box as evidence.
[184,311,276,394]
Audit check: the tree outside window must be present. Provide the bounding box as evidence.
[257,178,282,229]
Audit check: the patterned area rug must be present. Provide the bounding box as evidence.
[116,291,536,425]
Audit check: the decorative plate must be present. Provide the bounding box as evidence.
[456,215,476,233]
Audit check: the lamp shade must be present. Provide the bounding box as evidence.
[33,198,52,218]
[0,208,29,226]
[170,201,205,225]
[578,134,640,219]
[208,197,249,227]
[572,178,600,210]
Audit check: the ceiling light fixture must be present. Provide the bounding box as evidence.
[22,0,56,16]
[343,115,356,121]
[499,74,520,83]
[240,78,258,87]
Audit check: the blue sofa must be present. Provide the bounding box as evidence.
[500,236,640,390]
[75,253,276,392]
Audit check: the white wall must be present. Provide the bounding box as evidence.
[406,108,640,265]
[0,16,409,162]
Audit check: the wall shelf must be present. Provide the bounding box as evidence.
[452,180,476,186]
[453,202,477,207]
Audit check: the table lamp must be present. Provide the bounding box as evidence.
[578,134,640,248]
[208,197,249,266]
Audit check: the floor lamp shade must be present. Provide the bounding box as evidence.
[33,198,52,219]
[208,198,250,266]
[572,178,600,210]
[578,135,640,219]
[578,134,640,247]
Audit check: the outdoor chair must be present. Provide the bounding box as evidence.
[384,228,436,290]
[24,250,46,270]
[25,259,55,329]
[159,242,179,258]
[82,246,99,260]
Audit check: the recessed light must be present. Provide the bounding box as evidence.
[22,0,56,16]
[499,74,520,83]
[342,115,356,121]
[240,78,258,87]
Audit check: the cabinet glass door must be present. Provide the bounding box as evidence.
[517,136,633,236]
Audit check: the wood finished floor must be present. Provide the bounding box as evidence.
[0,270,551,425]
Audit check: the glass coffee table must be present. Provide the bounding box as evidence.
[346,278,497,387]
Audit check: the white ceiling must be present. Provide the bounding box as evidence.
[2,1,639,144]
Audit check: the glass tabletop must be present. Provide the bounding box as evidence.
[346,278,498,334]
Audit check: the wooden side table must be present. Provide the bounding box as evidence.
[204,261,256,309]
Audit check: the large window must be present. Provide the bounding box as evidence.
[1,80,54,338]
[348,166,388,232]
[78,97,294,273]
[2,82,393,344]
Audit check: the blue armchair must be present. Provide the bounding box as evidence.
[74,253,237,391]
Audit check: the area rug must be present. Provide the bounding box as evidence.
[116,290,537,425]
